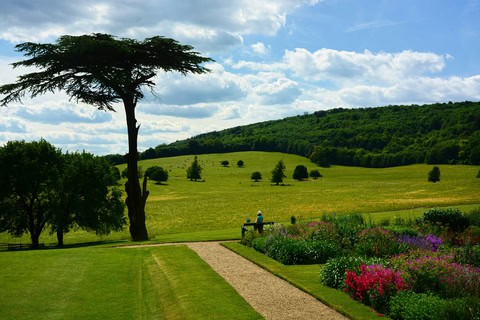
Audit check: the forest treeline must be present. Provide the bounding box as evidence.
[105,101,480,168]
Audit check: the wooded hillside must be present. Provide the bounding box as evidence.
[107,101,480,168]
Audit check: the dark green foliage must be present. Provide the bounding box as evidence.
[309,169,322,179]
[467,207,480,227]
[290,215,297,224]
[220,160,229,167]
[187,156,202,181]
[320,255,386,289]
[292,165,308,180]
[0,141,125,247]
[145,166,169,183]
[355,227,409,257]
[237,160,244,167]
[0,140,62,248]
[250,171,262,182]
[453,245,480,267]
[389,292,446,320]
[423,208,470,232]
[252,235,340,265]
[53,152,126,246]
[271,160,286,185]
[428,166,441,182]
[142,101,480,167]
[121,166,143,179]
[477,170,480,178]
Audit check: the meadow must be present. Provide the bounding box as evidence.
[1,151,479,244]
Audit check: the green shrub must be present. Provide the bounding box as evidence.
[454,245,480,267]
[443,296,480,320]
[423,208,470,232]
[355,227,409,257]
[467,207,480,227]
[320,255,387,289]
[389,292,446,320]
[253,235,341,265]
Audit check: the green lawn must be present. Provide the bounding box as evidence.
[0,245,262,320]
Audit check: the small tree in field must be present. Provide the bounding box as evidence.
[477,170,480,178]
[309,169,322,179]
[145,166,169,184]
[187,156,202,181]
[220,160,229,167]
[0,33,212,241]
[271,160,286,185]
[428,166,441,183]
[251,171,262,182]
[293,165,308,181]
[237,160,244,167]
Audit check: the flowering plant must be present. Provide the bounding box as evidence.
[397,233,443,252]
[344,264,409,313]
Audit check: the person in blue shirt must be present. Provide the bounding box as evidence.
[255,210,264,233]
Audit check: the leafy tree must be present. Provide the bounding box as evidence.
[237,160,244,167]
[52,152,125,246]
[145,166,169,183]
[0,140,62,248]
[428,166,441,183]
[0,33,212,241]
[293,165,309,180]
[220,160,229,167]
[271,160,286,185]
[309,169,322,179]
[477,170,480,178]
[251,171,262,182]
[187,156,202,181]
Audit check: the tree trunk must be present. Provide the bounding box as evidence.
[57,230,64,247]
[124,98,149,241]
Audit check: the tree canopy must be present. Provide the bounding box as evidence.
[187,156,202,181]
[0,34,212,241]
[0,140,125,248]
[293,165,309,180]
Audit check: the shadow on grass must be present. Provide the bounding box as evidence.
[0,239,129,252]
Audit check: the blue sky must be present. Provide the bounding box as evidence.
[1,0,479,155]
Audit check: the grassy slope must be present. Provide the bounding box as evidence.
[1,151,479,244]
[0,245,262,320]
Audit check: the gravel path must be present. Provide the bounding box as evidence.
[186,242,348,320]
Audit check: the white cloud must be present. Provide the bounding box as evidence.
[251,42,270,56]
[0,0,319,52]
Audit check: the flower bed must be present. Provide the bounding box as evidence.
[242,208,480,319]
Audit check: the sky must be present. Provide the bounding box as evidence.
[1,0,480,155]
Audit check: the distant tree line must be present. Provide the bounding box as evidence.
[104,101,480,168]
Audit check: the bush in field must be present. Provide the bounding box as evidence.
[344,264,409,314]
[423,208,470,233]
[309,169,322,179]
[428,166,440,182]
[251,171,262,182]
[237,160,244,167]
[145,166,168,183]
[220,160,229,167]
[292,165,308,180]
[389,292,446,320]
[320,255,387,289]
[355,227,409,257]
